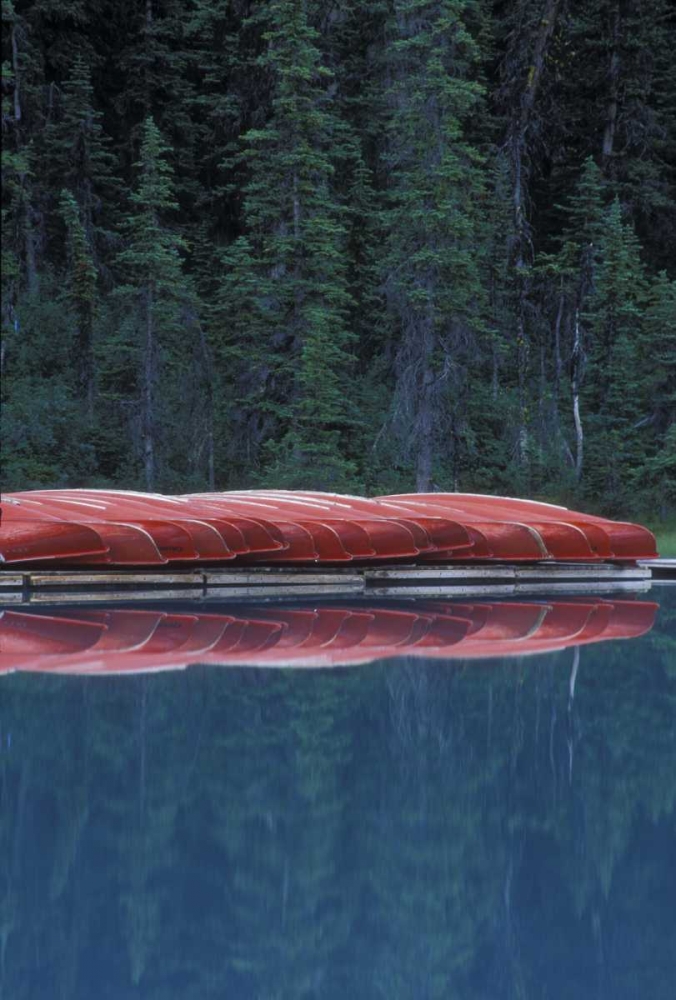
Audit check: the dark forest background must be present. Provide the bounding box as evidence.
[1,0,675,516]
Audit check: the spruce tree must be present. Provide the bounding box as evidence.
[562,0,676,269]
[1,0,674,511]
[217,0,357,488]
[492,0,565,474]
[43,53,118,257]
[376,0,488,491]
[115,115,191,489]
[637,271,676,514]
[534,157,607,483]
[60,189,97,417]
[1,16,27,338]
[583,197,649,508]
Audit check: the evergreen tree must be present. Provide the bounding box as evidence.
[582,197,649,508]
[114,115,193,490]
[562,0,676,269]
[0,0,674,514]
[43,53,118,260]
[60,188,97,417]
[1,3,27,340]
[376,0,488,490]
[534,157,607,483]
[492,0,566,473]
[638,271,676,514]
[217,0,358,489]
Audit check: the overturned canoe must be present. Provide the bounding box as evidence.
[187,491,473,561]
[0,491,285,564]
[378,494,656,561]
[0,489,657,566]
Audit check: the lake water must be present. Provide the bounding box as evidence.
[1,587,675,998]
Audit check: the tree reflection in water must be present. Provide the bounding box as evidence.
[0,592,675,999]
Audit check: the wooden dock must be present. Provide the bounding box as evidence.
[639,558,676,579]
[0,560,670,604]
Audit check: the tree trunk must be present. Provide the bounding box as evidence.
[23,198,38,296]
[492,335,499,401]
[197,321,216,489]
[143,286,155,490]
[78,304,95,422]
[538,342,546,444]
[602,4,621,170]
[572,309,584,481]
[415,324,435,492]
[508,0,564,470]
[11,25,21,122]
[553,287,564,395]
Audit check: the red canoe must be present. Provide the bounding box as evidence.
[184,492,432,561]
[1,491,286,564]
[230,491,474,556]
[379,493,657,561]
[0,501,110,563]
[1,489,657,566]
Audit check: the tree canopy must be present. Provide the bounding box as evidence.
[2,0,675,514]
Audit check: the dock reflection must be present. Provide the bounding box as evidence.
[0,597,657,673]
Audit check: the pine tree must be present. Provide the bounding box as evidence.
[534,157,607,482]
[0,0,674,512]
[637,271,676,514]
[376,0,488,491]
[115,115,192,489]
[43,53,118,258]
[582,197,649,508]
[1,7,27,340]
[1,0,42,301]
[113,0,201,211]
[492,0,565,473]
[217,0,357,488]
[555,0,676,269]
[60,189,97,417]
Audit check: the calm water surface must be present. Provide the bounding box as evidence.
[1,588,675,999]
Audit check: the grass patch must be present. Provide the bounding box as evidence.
[644,519,676,558]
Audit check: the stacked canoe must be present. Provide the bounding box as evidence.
[0,599,657,674]
[0,489,657,566]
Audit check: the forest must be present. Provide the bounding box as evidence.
[1,0,675,517]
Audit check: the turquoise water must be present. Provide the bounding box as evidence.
[1,588,675,998]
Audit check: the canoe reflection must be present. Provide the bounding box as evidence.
[0,598,657,674]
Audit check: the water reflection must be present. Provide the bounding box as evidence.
[1,590,675,999]
[0,597,659,673]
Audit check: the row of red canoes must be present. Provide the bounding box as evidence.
[0,600,657,673]
[0,489,657,566]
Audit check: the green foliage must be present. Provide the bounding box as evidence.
[43,54,118,245]
[0,283,99,486]
[374,0,489,490]
[117,115,185,290]
[581,198,650,509]
[216,0,358,488]
[113,115,202,489]
[0,0,674,511]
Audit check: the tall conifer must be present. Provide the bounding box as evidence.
[217,0,357,488]
[43,53,118,256]
[377,0,488,490]
[583,197,648,507]
[60,189,97,417]
[115,116,190,489]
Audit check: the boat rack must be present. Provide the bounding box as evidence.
[0,561,667,605]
